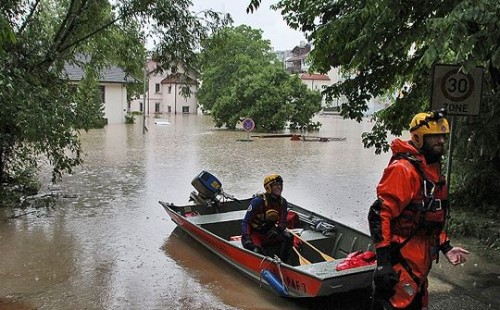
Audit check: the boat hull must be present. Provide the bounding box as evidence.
[161,198,375,298]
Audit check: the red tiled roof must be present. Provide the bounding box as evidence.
[300,74,330,81]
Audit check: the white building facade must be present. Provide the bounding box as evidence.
[65,62,136,124]
[101,83,129,124]
[130,60,199,115]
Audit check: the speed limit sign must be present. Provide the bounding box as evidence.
[431,64,483,116]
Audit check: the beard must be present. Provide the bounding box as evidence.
[421,144,443,164]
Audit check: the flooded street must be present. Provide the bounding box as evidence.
[1,114,396,309]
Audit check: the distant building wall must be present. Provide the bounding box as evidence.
[130,60,199,115]
[300,74,332,108]
[162,83,198,114]
[64,58,135,124]
[103,83,127,124]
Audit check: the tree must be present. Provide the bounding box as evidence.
[0,0,228,200]
[198,25,322,131]
[197,25,278,113]
[246,0,500,212]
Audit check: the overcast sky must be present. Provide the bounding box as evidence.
[191,0,307,51]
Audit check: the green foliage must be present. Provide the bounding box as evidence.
[247,0,500,209]
[447,210,500,256]
[0,0,228,199]
[265,0,499,139]
[124,113,136,124]
[197,25,278,113]
[450,91,500,214]
[198,25,322,131]
[72,66,106,129]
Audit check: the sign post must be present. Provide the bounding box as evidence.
[430,64,483,190]
[242,118,255,142]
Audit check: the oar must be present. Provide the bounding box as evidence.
[289,230,335,262]
[292,247,311,265]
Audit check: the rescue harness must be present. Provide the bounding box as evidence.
[369,152,450,288]
[250,193,284,233]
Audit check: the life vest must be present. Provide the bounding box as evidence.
[369,151,449,309]
[250,193,284,233]
[390,153,448,239]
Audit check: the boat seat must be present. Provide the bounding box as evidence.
[186,210,247,225]
[297,230,330,242]
[186,210,247,240]
[229,240,243,248]
[227,229,330,242]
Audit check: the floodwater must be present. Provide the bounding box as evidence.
[0,114,393,310]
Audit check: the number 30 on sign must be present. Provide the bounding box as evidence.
[431,65,483,116]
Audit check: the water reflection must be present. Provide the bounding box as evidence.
[0,114,392,309]
[165,227,375,310]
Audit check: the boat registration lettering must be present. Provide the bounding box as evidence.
[285,276,307,293]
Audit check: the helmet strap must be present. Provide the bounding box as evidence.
[412,135,421,148]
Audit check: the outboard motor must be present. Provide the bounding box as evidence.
[190,171,239,207]
[190,171,223,205]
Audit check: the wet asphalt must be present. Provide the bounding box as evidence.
[427,238,499,310]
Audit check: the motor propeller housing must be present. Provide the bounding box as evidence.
[191,170,222,199]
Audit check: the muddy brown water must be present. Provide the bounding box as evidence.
[1,114,394,309]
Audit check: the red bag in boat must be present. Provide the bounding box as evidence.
[184,211,200,217]
[292,235,302,248]
[336,251,376,271]
[287,210,299,229]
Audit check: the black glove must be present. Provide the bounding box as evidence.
[253,246,263,254]
[242,237,255,251]
[373,247,399,299]
[266,227,279,239]
[373,264,399,299]
[242,235,264,254]
[282,230,291,239]
[440,240,453,254]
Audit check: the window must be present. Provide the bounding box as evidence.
[155,83,160,93]
[168,86,172,94]
[182,106,190,114]
[140,103,143,112]
[155,102,160,113]
[99,86,105,103]
[167,106,171,113]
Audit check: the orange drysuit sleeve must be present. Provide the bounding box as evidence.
[375,160,422,249]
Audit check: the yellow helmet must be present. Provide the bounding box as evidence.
[409,110,450,148]
[263,174,283,193]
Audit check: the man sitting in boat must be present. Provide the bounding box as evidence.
[241,174,295,264]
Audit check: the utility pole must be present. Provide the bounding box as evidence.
[142,62,148,134]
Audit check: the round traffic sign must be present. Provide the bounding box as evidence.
[242,118,255,132]
[431,65,483,116]
[441,69,474,102]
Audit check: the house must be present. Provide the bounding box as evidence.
[285,41,311,74]
[300,73,333,109]
[130,59,199,115]
[280,42,343,112]
[64,62,137,124]
[275,49,293,68]
[280,41,388,115]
